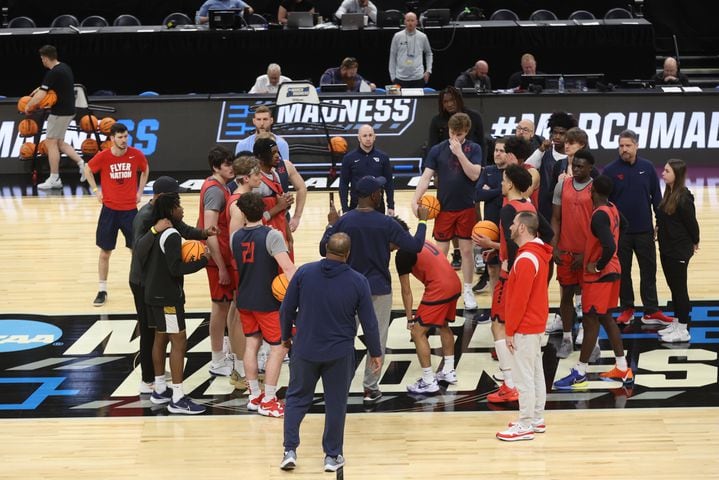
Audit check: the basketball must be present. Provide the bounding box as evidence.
[181,240,205,263]
[99,117,116,135]
[80,115,98,133]
[40,90,57,109]
[38,140,48,156]
[18,119,39,137]
[17,96,33,113]
[473,220,500,242]
[81,139,99,155]
[329,136,348,154]
[19,142,36,160]
[100,140,113,151]
[418,194,441,219]
[271,273,289,301]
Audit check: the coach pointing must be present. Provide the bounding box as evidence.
[280,232,382,472]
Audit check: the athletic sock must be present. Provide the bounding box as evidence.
[443,355,455,372]
[616,356,628,371]
[264,384,277,401]
[211,350,224,363]
[575,362,588,376]
[234,357,245,376]
[170,383,183,403]
[677,322,688,332]
[98,281,107,292]
[49,173,60,182]
[154,375,166,394]
[563,331,572,341]
[248,379,261,397]
[495,339,515,388]
[422,367,434,384]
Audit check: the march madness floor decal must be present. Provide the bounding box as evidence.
[1,304,717,418]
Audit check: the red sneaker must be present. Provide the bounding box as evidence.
[487,383,519,403]
[616,308,635,325]
[641,310,674,325]
[599,366,634,383]
[258,396,285,418]
[247,392,265,411]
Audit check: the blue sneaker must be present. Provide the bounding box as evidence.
[553,368,588,390]
[150,389,172,405]
[167,396,206,415]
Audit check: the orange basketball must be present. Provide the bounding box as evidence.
[418,194,441,220]
[81,138,99,155]
[38,140,48,156]
[80,114,98,133]
[18,119,39,137]
[181,240,205,263]
[19,142,36,160]
[329,136,348,154]
[99,117,116,135]
[100,139,113,151]
[17,96,33,113]
[271,273,289,301]
[40,90,57,109]
[473,220,500,242]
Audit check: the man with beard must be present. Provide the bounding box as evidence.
[320,57,376,92]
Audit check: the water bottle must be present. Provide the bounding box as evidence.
[558,75,565,93]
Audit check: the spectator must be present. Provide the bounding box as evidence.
[335,0,377,23]
[454,60,492,91]
[515,119,543,152]
[507,53,543,89]
[389,12,433,88]
[278,0,315,25]
[320,57,376,92]
[197,0,253,24]
[249,63,291,94]
[652,57,690,86]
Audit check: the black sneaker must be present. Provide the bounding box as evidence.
[451,250,461,270]
[363,388,382,406]
[472,273,489,293]
[93,291,107,307]
[472,312,490,325]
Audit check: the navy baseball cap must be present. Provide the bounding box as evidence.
[152,176,180,194]
[356,176,386,197]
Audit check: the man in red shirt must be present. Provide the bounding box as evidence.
[197,146,236,377]
[496,211,552,442]
[392,217,462,394]
[84,122,149,306]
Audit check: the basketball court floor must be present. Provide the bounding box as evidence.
[0,181,717,479]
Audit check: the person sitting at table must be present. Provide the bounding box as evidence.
[320,57,376,92]
[197,0,254,24]
[454,60,492,91]
[507,53,544,89]
[249,63,291,94]
[652,57,690,86]
[278,0,315,25]
[335,0,377,24]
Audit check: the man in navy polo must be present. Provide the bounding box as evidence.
[339,124,395,215]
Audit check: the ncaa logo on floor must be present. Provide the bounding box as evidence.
[0,320,62,353]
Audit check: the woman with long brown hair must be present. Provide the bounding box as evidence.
[656,159,700,342]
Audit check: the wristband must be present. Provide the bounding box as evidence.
[418,220,427,225]
[263,211,272,222]
[92,187,98,193]
[150,226,158,235]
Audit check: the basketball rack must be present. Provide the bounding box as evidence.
[258,81,347,181]
[22,84,116,186]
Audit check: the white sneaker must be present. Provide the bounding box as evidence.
[209,355,233,376]
[660,327,691,343]
[659,321,679,335]
[435,369,457,384]
[138,381,153,394]
[575,324,584,345]
[463,287,478,311]
[496,423,534,441]
[37,177,62,190]
[407,377,439,394]
[79,161,86,182]
[546,314,563,333]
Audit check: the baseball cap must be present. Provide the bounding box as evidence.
[152,176,180,194]
[356,176,386,197]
